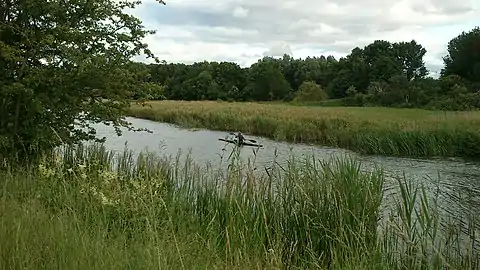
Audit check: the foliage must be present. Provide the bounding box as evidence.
[1,0,479,165]
[129,101,480,158]
[140,28,478,110]
[1,144,478,269]
[441,27,480,86]
[127,61,166,101]
[293,81,328,102]
[244,58,292,101]
[0,0,163,162]
[133,82,166,101]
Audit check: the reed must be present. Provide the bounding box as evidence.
[128,100,480,158]
[0,144,478,269]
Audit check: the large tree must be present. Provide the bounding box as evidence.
[0,0,164,161]
[245,58,291,101]
[441,27,480,86]
[393,40,428,81]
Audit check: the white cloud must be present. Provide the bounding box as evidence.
[131,0,479,74]
[232,6,249,18]
[263,42,293,57]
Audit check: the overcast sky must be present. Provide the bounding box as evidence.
[130,0,479,76]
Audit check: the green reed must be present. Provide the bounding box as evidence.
[0,143,477,269]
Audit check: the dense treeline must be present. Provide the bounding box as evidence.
[135,27,480,111]
[1,0,478,162]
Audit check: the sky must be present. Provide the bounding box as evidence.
[129,0,479,77]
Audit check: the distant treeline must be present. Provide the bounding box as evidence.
[132,26,480,111]
[1,0,478,162]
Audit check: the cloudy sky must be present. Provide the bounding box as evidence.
[130,0,479,76]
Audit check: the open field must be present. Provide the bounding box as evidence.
[0,144,478,269]
[128,100,480,158]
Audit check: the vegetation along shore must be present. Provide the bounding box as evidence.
[128,100,480,159]
[1,144,478,269]
[2,0,480,268]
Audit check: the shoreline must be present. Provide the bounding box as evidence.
[1,143,477,269]
[127,100,480,159]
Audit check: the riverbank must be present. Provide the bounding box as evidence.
[1,144,477,269]
[128,100,480,159]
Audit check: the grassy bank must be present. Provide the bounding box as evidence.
[128,100,480,159]
[1,144,478,269]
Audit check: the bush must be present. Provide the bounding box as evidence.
[344,85,365,106]
[293,81,329,102]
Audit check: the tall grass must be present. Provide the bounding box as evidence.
[0,143,478,269]
[128,100,480,158]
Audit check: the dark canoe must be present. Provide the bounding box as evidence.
[218,138,263,147]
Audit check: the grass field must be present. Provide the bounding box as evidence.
[1,144,478,269]
[128,100,480,158]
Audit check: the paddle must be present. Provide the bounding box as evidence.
[229,132,257,143]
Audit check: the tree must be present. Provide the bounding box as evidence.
[441,27,480,86]
[212,62,247,100]
[326,52,369,98]
[194,70,216,100]
[362,40,396,68]
[358,40,427,82]
[369,55,402,82]
[384,75,411,106]
[245,59,291,101]
[438,74,469,96]
[327,68,353,98]
[128,62,165,100]
[0,0,164,162]
[393,40,428,80]
[293,81,328,102]
[134,83,166,101]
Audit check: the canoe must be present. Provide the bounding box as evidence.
[218,138,263,148]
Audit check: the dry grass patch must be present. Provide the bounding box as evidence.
[128,100,480,158]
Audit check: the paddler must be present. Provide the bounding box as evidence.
[236,132,245,145]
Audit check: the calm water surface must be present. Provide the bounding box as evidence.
[91,117,480,234]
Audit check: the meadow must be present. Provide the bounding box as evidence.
[0,143,478,269]
[128,100,480,158]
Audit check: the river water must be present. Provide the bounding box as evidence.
[91,117,480,235]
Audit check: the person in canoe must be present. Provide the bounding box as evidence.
[218,132,263,147]
[235,132,245,145]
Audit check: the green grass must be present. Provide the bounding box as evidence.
[289,99,347,107]
[128,100,480,159]
[0,143,478,269]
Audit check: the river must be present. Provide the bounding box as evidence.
[91,117,480,234]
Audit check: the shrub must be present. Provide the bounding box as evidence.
[293,81,329,102]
